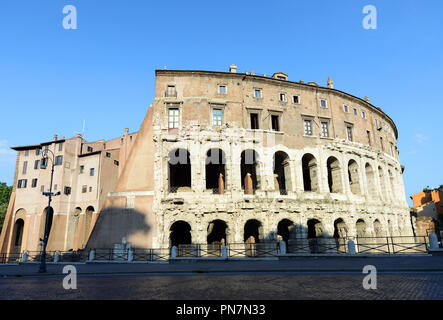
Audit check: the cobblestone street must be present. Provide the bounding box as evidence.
[1,272,442,300]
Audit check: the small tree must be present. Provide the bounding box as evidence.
[0,182,13,230]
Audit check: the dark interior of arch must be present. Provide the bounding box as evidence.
[205,149,226,190]
[170,221,192,247]
[207,220,227,244]
[244,219,262,243]
[169,149,191,189]
[241,150,258,189]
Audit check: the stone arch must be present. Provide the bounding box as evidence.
[388,169,396,199]
[302,153,319,192]
[12,218,25,253]
[205,148,226,193]
[170,221,192,247]
[378,166,388,200]
[356,219,368,238]
[241,149,260,192]
[207,219,228,245]
[333,218,348,238]
[348,159,361,195]
[365,163,378,198]
[307,219,325,238]
[373,219,384,237]
[244,219,263,243]
[277,219,295,243]
[327,156,343,193]
[273,151,292,194]
[168,148,191,192]
[40,206,54,242]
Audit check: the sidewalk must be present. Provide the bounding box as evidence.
[1,255,443,277]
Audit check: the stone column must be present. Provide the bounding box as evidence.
[245,173,253,195]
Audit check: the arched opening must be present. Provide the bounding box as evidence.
[378,166,387,199]
[277,219,295,243]
[205,149,226,193]
[168,149,191,192]
[12,219,25,253]
[348,160,361,195]
[356,219,368,238]
[40,207,54,242]
[302,154,318,192]
[207,220,228,245]
[241,150,259,192]
[244,219,263,243]
[307,219,325,253]
[333,218,348,239]
[170,221,192,247]
[307,219,324,238]
[327,156,343,193]
[388,169,396,199]
[365,163,378,198]
[373,219,384,237]
[333,218,348,253]
[274,151,291,194]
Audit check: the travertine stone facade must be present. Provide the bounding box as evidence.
[89,67,413,250]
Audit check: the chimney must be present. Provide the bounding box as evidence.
[327,77,334,89]
[364,96,370,102]
[300,80,305,84]
[53,134,58,141]
[245,71,249,75]
[125,128,129,136]
[229,64,237,73]
[251,71,255,75]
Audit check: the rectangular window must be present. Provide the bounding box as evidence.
[32,179,38,188]
[347,126,353,142]
[22,161,28,175]
[343,105,349,113]
[166,85,176,97]
[271,115,280,131]
[55,155,63,166]
[218,85,227,94]
[80,165,84,174]
[114,160,119,166]
[304,120,312,136]
[213,109,223,126]
[17,179,27,189]
[106,152,111,158]
[321,121,329,137]
[375,119,379,129]
[293,95,300,104]
[64,186,71,195]
[40,158,48,170]
[54,184,58,191]
[362,111,366,119]
[24,150,29,157]
[367,130,371,145]
[36,148,42,156]
[380,137,384,151]
[87,146,93,153]
[320,99,327,108]
[82,185,87,193]
[89,187,93,192]
[353,108,358,116]
[279,93,287,102]
[168,108,180,129]
[58,143,63,152]
[254,89,262,98]
[90,168,95,176]
[390,142,394,156]
[250,113,259,129]
[41,185,44,193]
[34,160,40,170]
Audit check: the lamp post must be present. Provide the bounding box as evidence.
[39,148,60,273]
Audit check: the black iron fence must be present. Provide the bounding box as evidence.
[355,236,429,254]
[0,236,434,264]
[287,238,348,254]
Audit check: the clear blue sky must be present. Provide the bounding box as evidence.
[0,0,442,206]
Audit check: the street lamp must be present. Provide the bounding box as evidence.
[38,148,60,273]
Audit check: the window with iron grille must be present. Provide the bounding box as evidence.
[218,85,227,94]
[304,120,312,136]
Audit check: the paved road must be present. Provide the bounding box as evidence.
[1,272,442,300]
